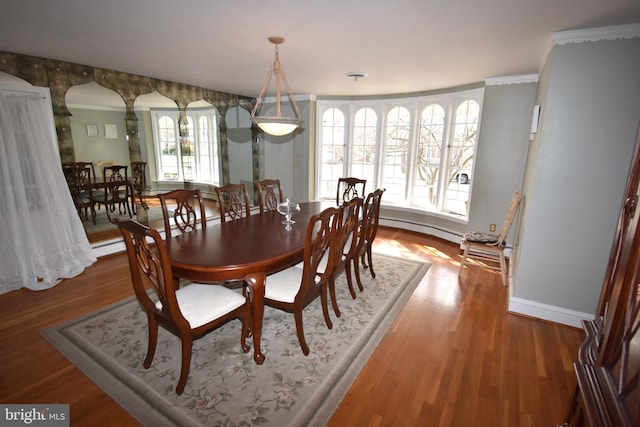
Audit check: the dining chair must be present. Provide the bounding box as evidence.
[263,205,343,355]
[215,183,251,223]
[157,189,207,238]
[115,219,251,395]
[328,196,363,318]
[256,178,284,214]
[131,161,148,209]
[337,177,366,206]
[352,188,385,291]
[62,163,97,224]
[458,191,522,287]
[100,165,132,220]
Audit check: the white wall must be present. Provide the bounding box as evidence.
[511,26,640,326]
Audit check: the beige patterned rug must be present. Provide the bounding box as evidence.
[43,254,430,427]
[81,204,165,235]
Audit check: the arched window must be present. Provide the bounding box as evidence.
[413,103,445,208]
[152,108,220,184]
[351,107,377,185]
[382,106,411,203]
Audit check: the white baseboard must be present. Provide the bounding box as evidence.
[378,217,462,244]
[507,296,593,328]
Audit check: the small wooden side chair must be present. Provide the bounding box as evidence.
[256,178,284,214]
[215,183,251,223]
[116,219,251,395]
[337,177,366,205]
[458,191,522,286]
[157,189,207,238]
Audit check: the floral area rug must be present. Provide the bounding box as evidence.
[43,254,430,427]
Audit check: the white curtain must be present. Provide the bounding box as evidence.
[0,85,96,294]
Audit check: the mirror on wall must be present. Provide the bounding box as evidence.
[226,106,254,201]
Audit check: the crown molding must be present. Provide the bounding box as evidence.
[553,23,640,45]
[485,74,538,86]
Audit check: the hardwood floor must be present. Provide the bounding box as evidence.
[0,227,583,426]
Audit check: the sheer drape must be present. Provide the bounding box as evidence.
[0,86,96,294]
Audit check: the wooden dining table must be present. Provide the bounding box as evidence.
[165,201,331,364]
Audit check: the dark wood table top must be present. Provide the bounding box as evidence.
[166,201,328,282]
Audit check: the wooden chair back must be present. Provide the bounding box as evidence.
[256,178,284,213]
[157,189,207,238]
[496,191,522,247]
[337,177,366,205]
[215,183,251,222]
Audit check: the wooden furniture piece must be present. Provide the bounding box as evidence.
[263,205,342,355]
[337,177,367,206]
[62,162,96,224]
[215,183,251,222]
[157,189,207,238]
[131,161,148,209]
[256,178,284,214]
[458,191,522,287]
[329,196,363,318]
[565,126,640,427]
[165,201,333,364]
[99,165,132,221]
[115,219,251,395]
[353,188,385,290]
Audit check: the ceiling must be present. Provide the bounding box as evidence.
[1,0,639,102]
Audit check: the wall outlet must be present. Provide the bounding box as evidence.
[489,224,496,232]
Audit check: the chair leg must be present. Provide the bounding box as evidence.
[239,312,251,353]
[353,258,365,292]
[499,250,508,287]
[366,246,376,278]
[143,316,158,369]
[458,243,470,276]
[328,277,341,318]
[320,285,333,330]
[345,262,357,299]
[294,309,310,356]
[176,337,193,395]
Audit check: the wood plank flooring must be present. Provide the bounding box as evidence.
[0,227,583,426]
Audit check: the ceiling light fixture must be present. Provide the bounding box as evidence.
[251,36,303,137]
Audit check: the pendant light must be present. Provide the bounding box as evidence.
[250,36,303,136]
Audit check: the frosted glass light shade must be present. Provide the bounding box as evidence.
[253,116,301,136]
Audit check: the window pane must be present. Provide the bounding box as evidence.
[413,104,445,208]
[319,108,345,200]
[158,115,178,180]
[381,106,410,203]
[198,116,211,182]
[443,100,479,215]
[181,117,195,181]
[351,107,377,186]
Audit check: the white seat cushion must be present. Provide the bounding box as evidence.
[265,266,304,303]
[155,283,246,328]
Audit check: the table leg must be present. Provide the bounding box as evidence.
[244,272,266,365]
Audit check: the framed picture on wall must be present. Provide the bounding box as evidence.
[86,124,99,137]
[104,124,118,139]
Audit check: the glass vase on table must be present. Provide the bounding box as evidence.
[276,198,300,231]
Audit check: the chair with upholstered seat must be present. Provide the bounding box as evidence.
[352,188,385,291]
[328,196,363,318]
[63,162,97,224]
[458,191,522,287]
[256,178,284,214]
[115,219,251,395]
[131,161,148,209]
[337,177,366,206]
[99,165,131,220]
[263,205,342,355]
[157,189,207,238]
[215,183,251,223]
